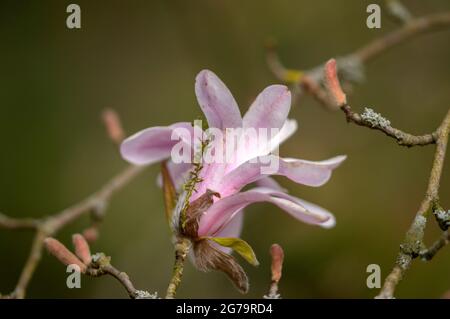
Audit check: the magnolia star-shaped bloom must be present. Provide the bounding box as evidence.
[120,70,346,292]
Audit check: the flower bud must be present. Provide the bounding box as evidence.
[72,234,92,265]
[102,108,125,144]
[324,59,347,107]
[270,244,284,283]
[44,238,86,272]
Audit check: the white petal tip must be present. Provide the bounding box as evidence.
[320,215,336,229]
[329,155,347,168]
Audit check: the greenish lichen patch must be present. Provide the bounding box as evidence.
[401,216,427,258]
[135,290,158,299]
[361,107,391,129]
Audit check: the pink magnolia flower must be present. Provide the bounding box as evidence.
[120,70,346,292]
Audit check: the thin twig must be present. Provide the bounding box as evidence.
[86,252,155,299]
[355,11,450,63]
[0,214,39,230]
[377,108,450,298]
[11,231,47,299]
[322,54,450,298]
[267,11,450,80]
[165,237,191,299]
[323,59,438,147]
[266,9,450,298]
[266,11,450,106]
[341,105,438,147]
[1,164,146,299]
[420,231,450,261]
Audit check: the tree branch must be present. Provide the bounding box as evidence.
[0,214,39,230]
[165,237,191,299]
[1,164,146,299]
[266,11,450,108]
[321,53,450,299]
[86,252,156,299]
[355,11,450,63]
[269,11,450,296]
[377,108,450,298]
[341,105,438,147]
[420,231,450,261]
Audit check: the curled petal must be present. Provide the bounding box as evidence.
[293,197,336,229]
[120,122,194,165]
[195,70,242,130]
[193,239,249,294]
[243,85,291,131]
[218,154,347,196]
[254,177,286,192]
[198,187,334,236]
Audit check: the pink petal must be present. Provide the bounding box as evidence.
[252,187,336,229]
[195,70,242,129]
[243,85,291,131]
[120,122,194,165]
[214,210,244,238]
[254,176,286,192]
[211,211,244,254]
[231,119,298,170]
[198,188,333,236]
[269,119,298,152]
[218,154,347,196]
[293,197,336,229]
[251,179,336,227]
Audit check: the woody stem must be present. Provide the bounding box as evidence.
[165,237,191,299]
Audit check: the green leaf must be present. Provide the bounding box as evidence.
[207,237,259,266]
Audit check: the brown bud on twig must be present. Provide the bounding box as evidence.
[270,244,284,284]
[102,108,125,144]
[324,59,347,107]
[44,238,86,272]
[72,234,92,265]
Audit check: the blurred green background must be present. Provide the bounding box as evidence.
[1,0,449,298]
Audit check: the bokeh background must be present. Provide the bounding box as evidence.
[1,0,449,298]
